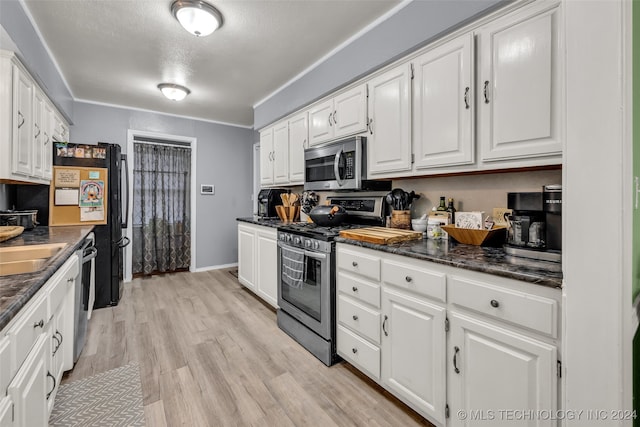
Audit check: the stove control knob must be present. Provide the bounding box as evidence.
[305,240,311,248]
[313,241,319,250]
[294,237,301,245]
[286,234,292,242]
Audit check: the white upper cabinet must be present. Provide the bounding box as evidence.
[367,63,412,176]
[288,112,307,184]
[413,33,474,169]
[477,2,561,162]
[1,50,67,184]
[333,85,368,139]
[308,84,368,147]
[12,62,34,177]
[259,127,274,186]
[272,121,289,185]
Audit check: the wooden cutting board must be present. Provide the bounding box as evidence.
[339,227,423,244]
[0,226,24,242]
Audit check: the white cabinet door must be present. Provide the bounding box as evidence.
[308,99,334,146]
[367,63,412,176]
[288,112,307,184]
[334,84,367,139]
[259,128,274,186]
[256,229,278,308]
[272,121,289,185]
[8,334,48,427]
[413,33,474,169]
[12,64,33,177]
[448,311,557,427]
[381,288,446,425]
[0,396,12,427]
[42,102,54,180]
[238,225,257,291]
[31,89,45,178]
[477,3,561,162]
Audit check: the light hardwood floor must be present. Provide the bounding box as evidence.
[64,269,434,427]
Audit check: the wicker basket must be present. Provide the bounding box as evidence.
[441,225,507,246]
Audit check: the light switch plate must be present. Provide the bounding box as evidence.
[201,184,215,195]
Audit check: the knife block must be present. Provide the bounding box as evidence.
[390,210,410,229]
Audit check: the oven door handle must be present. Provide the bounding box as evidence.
[333,148,346,187]
[303,250,326,260]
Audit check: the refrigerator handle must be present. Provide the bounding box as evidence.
[121,154,129,229]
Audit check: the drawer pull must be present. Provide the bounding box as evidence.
[352,286,358,292]
[352,261,358,267]
[352,347,358,354]
[453,346,460,374]
[46,371,56,400]
[490,299,500,308]
[382,315,389,336]
[405,276,412,283]
[33,319,44,329]
[67,277,74,283]
[352,315,358,321]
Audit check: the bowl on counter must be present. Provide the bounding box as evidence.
[411,218,427,232]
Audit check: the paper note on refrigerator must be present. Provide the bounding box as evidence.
[80,206,104,222]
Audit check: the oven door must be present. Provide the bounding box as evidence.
[277,241,333,340]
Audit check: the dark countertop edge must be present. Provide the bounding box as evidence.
[236,217,292,228]
[335,237,563,289]
[0,226,95,331]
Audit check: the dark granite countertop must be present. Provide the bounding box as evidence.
[0,226,95,330]
[335,237,563,289]
[236,217,295,228]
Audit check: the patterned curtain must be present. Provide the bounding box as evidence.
[132,143,191,275]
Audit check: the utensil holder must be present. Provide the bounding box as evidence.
[390,210,410,229]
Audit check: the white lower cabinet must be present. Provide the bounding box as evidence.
[1,254,78,426]
[381,287,446,425]
[237,223,278,308]
[7,334,48,427]
[447,311,557,427]
[336,243,560,427]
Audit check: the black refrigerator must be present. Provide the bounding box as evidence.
[53,142,130,308]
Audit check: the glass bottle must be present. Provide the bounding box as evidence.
[436,196,447,211]
[447,198,456,223]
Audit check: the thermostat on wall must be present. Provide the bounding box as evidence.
[201,184,215,195]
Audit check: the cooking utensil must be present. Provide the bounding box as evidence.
[281,193,289,207]
[308,205,348,226]
[391,188,405,210]
[0,210,38,230]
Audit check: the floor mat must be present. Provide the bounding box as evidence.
[49,363,145,426]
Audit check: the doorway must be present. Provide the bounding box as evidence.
[124,131,197,280]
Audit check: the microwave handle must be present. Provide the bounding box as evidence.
[334,148,346,187]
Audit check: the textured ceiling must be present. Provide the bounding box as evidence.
[22,0,401,127]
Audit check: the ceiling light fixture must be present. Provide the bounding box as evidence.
[171,0,223,37]
[158,83,191,101]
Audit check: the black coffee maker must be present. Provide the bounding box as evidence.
[257,189,288,218]
[505,185,562,262]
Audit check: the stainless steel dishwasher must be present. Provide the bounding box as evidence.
[74,232,97,362]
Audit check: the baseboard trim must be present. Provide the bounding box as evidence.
[193,263,238,272]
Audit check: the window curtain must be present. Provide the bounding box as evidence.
[132,143,191,275]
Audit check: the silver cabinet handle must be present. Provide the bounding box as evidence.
[352,315,358,321]
[17,111,25,128]
[333,110,337,125]
[44,133,50,145]
[328,112,333,127]
[352,286,358,292]
[483,81,490,104]
[405,276,412,283]
[33,319,44,329]
[464,86,470,109]
[490,299,500,308]
[352,261,358,267]
[382,315,389,336]
[46,371,56,400]
[352,347,358,354]
[453,346,460,373]
[34,123,40,138]
[368,118,373,135]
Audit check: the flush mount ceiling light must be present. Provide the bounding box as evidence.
[158,83,191,101]
[171,0,223,37]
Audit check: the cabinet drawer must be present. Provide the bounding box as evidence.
[449,276,558,338]
[337,272,380,308]
[337,325,380,381]
[382,259,446,302]
[338,295,381,344]
[7,292,47,372]
[48,256,78,316]
[337,247,381,281]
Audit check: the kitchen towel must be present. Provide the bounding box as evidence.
[280,245,305,289]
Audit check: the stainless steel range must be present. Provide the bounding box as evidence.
[276,195,385,366]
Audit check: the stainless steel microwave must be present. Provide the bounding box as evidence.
[303,136,390,192]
